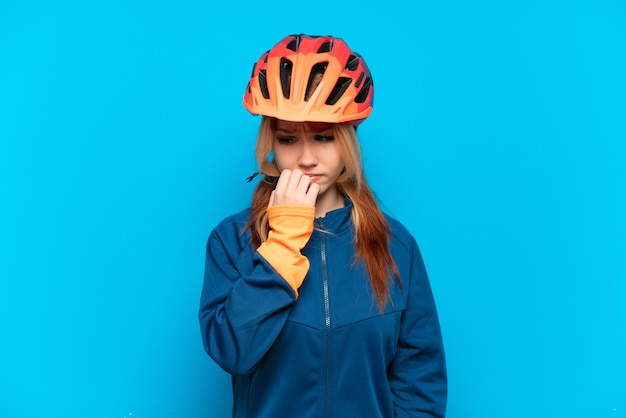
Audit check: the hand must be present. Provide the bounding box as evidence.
[268,169,320,208]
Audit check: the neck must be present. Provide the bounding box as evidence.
[315,187,345,218]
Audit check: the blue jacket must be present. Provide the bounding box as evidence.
[199,201,447,417]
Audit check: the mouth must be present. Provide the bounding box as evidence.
[305,173,322,182]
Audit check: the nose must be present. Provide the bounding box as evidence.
[298,139,318,168]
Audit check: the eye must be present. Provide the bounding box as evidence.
[276,136,297,144]
[314,134,334,142]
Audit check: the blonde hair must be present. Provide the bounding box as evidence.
[247,116,400,310]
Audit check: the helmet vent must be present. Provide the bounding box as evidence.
[317,41,333,53]
[258,69,270,99]
[355,72,364,88]
[305,62,328,101]
[286,36,301,52]
[280,58,293,99]
[346,54,359,71]
[325,77,352,105]
[250,62,257,79]
[354,76,372,103]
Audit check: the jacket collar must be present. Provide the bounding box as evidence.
[314,198,353,234]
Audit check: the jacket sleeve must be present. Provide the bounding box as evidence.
[387,237,447,417]
[198,206,314,376]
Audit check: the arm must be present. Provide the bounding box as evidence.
[387,238,447,417]
[199,169,318,375]
[198,205,315,376]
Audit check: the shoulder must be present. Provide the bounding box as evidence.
[207,208,252,250]
[383,212,428,265]
[383,214,429,284]
[384,213,417,249]
[213,208,251,233]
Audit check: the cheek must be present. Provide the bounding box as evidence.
[337,154,346,169]
[272,146,293,170]
[329,145,345,172]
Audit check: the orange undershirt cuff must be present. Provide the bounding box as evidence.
[256,205,315,297]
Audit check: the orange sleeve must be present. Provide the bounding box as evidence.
[256,204,315,297]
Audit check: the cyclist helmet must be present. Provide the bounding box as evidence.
[243,34,374,126]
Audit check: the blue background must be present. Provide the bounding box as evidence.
[1,0,624,417]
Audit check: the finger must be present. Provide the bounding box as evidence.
[285,168,304,194]
[274,169,292,195]
[295,173,311,196]
[305,182,320,206]
[268,190,276,208]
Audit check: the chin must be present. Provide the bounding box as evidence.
[316,183,337,196]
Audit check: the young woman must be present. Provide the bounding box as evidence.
[199,34,447,418]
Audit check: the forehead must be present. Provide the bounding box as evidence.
[274,120,333,133]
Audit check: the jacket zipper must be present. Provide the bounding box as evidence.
[320,229,332,418]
